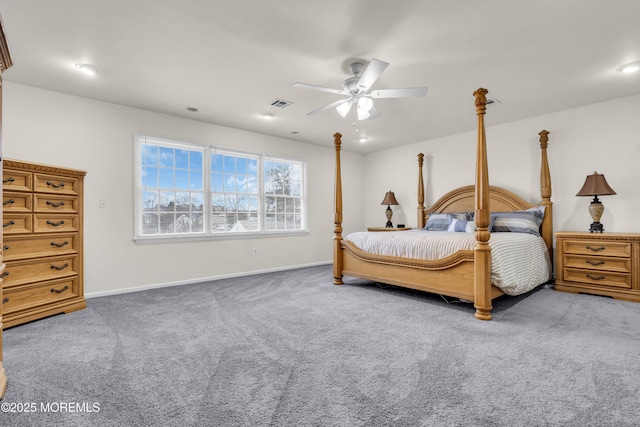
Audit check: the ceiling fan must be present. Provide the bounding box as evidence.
[293,58,428,120]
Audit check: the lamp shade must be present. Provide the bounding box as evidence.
[576,171,616,197]
[381,191,399,206]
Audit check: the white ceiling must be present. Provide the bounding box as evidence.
[1,1,639,153]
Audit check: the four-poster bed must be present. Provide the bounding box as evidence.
[332,88,553,320]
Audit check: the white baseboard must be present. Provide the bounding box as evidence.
[85,260,332,299]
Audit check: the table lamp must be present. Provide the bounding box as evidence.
[381,191,399,228]
[576,171,616,233]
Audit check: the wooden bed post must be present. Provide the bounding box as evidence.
[333,132,344,285]
[538,130,553,261]
[473,88,492,320]
[417,153,425,229]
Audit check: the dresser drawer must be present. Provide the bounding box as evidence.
[34,194,79,213]
[2,255,78,288]
[563,267,631,289]
[3,233,78,261]
[2,213,32,235]
[34,173,79,195]
[2,169,32,192]
[562,239,631,258]
[33,214,79,233]
[3,191,32,212]
[562,254,631,273]
[2,277,79,315]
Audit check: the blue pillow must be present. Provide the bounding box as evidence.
[491,206,545,236]
[424,213,453,231]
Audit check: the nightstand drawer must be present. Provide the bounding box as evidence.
[563,267,631,289]
[562,254,630,273]
[562,240,631,258]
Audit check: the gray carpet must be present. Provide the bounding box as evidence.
[2,265,640,426]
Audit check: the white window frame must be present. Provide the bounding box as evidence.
[134,135,309,243]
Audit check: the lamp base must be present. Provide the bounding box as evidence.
[589,221,604,233]
[385,205,393,228]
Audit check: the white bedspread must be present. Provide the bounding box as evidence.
[344,230,552,295]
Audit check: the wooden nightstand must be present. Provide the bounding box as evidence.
[367,227,412,232]
[555,231,640,302]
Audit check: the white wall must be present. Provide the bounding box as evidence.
[363,94,640,235]
[3,82,365,295]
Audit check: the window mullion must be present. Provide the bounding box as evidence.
[204,146,212,236]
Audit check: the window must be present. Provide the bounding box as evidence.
[135,135,307,240]
[210,150,260,233]
[264,158,304,231]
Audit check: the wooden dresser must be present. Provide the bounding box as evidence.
[2,159,86,328]
[555,231,640,302]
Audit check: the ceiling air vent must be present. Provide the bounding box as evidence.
[270,98,294,108]
[486,97,501,105]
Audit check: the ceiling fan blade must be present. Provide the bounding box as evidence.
[307,98,352,115]
[356,58,389,92]
[370,87,428,98]
[293,82,349,95]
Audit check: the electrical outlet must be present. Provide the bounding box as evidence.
[253,247,259,255]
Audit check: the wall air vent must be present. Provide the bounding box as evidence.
[270,98,294,108]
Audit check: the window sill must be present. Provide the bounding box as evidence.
[133,230,310,244]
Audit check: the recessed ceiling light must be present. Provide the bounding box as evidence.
[261,113,274,119]
[290,131,299,135]
[75,63,97,76]
[616,61,640,73]
[359,136,368,143]
[186,107,198,112]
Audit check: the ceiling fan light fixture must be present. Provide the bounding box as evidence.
[357,96,373,112]
[336,100,353,118]
[357,107,370,121]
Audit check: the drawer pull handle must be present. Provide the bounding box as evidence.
[3,177,15,183]
[2,297,8,304]
[47,181,65,189]
[47,201,65,208]
[46,220,65,227]
[51,240,69,248]
[3,199,14,206]
[3,245,9,251]
[51,285,69,294]
[51,263,69,271]
[585,259,605,266]
[585,245,605,252]
[3,220,15,227]
[586,273,606,281]
[0,271,9,278]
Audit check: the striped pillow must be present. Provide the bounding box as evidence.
[424,213,453,231]
[447,218,476,233]
[491,206,545,236]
